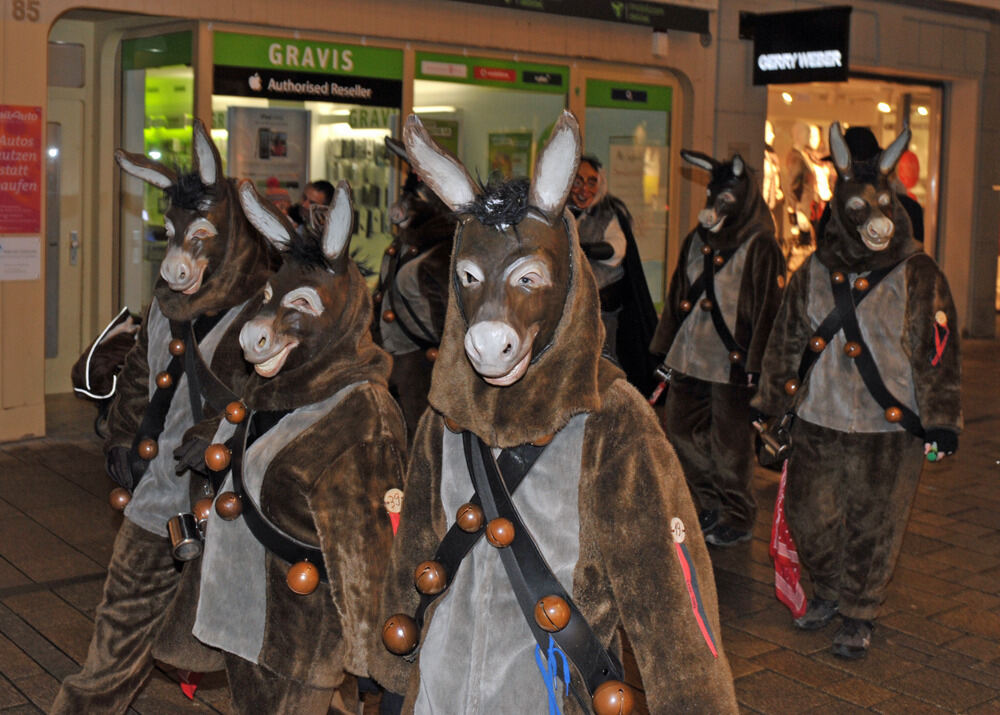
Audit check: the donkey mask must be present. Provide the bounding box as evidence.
[403,111,606,446]
[115,120,278,321]
[827,121,912,254]
[682,151,752,235]
[237,180,388,409]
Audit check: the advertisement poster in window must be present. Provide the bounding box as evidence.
[0,105,42,235]
[227,106,310,201]
[488,131,532,180]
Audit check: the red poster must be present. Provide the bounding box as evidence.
[473,66,515,82]
[0,105,43,234]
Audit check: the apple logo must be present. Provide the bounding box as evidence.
[248,73,263,91]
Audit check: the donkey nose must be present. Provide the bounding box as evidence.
[160,249,194,287]
[239,319,275,361]
[465,321,522,374]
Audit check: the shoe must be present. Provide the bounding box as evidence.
[831,617,873,659]
[698,509,719,533]
[793,598,839,630]
[704,524,752,547]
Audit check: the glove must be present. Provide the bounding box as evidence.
[106,445,134,491]
[174,436,211,476]
[924,428,958,460]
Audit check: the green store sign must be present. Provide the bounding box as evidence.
[415,51,567,93]
[586,79,672,112]
[214,32,403,80]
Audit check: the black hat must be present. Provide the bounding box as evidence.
[822,126,881,162]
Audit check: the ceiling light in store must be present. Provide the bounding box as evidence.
[149,150,162,160]
[47,147,59,158]
[328,109,352,116]
[210,129,228,139]
[781,92,793,104]
[917,106,929,116]
[413,105,457,114]
[877,102,892,113]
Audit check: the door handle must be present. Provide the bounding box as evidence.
[69,230,80,266]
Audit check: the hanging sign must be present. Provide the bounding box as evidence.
[585,79,672,112]
[213,32,403,106]
[749,7,852,85]
[0,106,43,235]
[416,52,567,94]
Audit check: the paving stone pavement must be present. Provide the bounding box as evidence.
[0,337,997,713]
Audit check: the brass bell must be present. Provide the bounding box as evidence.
[679,300,692,313]
[486,518,514,548]
[701,245,712,255]
[414,560,447,595]
[168,339,186,356]
[386,245,398,257]
[287,561,320,595]
[425,347,439,362]
[225,401,247,424]
[137,438,158,460]
[215,492,242,520]
[534,595,571,632]
[854,277,870,292]
[382,310,396,323]
[382,614,419,655]
[155,371,173,389]
[844,342,862,358]
[728,351,742,364]
[700,298,713,311]
[831,271,846,284]
[809,336,826,353]
[531,433,555,447]
[193,497,214,526]
[109,487,131,511]
[406,245,419,257]
[373,291,383,305]
[713,254,725,267]
[456,503,484,533]
[204,443,232,472]
[592,680,635,715]
[784,379,799,396]
[885,406,903,423]
[444,417,462,433]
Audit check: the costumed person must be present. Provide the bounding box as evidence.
[650,151,785,547]
[371,112,737,714]
[569,154,659,395]
[52,120,280,713]
[752,122,961,659]
[152,181,407,713]
[374,137,457,442]
[783,121,821,271]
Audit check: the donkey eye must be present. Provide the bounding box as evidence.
[462,271,479,286]
[518,273,540,287]
[164,220,175,239]
[877,193,891,207]
[456,260,484,288]
[262,283,273,302]
[281,288,324,317]
[846,197,866,212]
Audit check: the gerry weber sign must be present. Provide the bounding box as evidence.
[213,32,403,106]
[749,6,852,85]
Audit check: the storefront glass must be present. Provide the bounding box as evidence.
[584,79,672,306]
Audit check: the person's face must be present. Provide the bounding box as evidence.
[571,162,599,209]
[302,186,326,207]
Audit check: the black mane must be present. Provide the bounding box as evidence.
[466,177,530,228]
[163,170,218,211]
[285,223,336,272]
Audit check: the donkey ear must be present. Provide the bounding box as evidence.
[681,150,717,173]
[114,149,176,189]
[322,181,354,262]
[879,123,911,176]
[403,114,478,212]
[828,122,853,179]
[732,154,745,177]
[528,110,581,222]
[238,180,294,250]
[192,119,223,188]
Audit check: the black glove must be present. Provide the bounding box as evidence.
[581,242,615,261]
[924,428,958,455]
[105,445,134,491]
[174,436,211,476]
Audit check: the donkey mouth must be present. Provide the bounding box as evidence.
[174,263,208,295]
[859,225,892,252]
[252,341,299,378]
[481,349,533,387]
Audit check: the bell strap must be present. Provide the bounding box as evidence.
[701,250,748,370]
[183,319,239,416]
[830,276,925,440]
[463,431,624,698]
[228,409,329,582]
[796,264,898,382]
[411,438,546,630]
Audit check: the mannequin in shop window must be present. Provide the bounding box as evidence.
[783,121,823,271]
[763,120,784,242]
[569,154,659,395]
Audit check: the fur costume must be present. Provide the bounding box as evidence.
[753,123,962,624]
[651,153,785,534]
[371,113,736,714]
[155,183,407,712]
[53,123,278,714]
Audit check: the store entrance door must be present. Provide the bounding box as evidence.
[43,98,86,393]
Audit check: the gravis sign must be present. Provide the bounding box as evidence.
[750,6,851,85]
[265,43,355,72]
